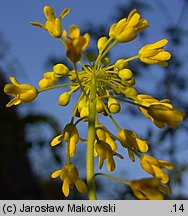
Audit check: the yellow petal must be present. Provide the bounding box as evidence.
[136,139,149,152]
[154,51,171,61]
[60,8,70,19]
[148,39,168,49]
[62,178,70,197]
[128,13,140,27]
[10,77,19,86]
[127,9,138,21]
[159,160,174,170]
[51,169,61,178]
[30,22,46,29]
[44,6,55,21]
[69,25,80,39]
[6,98,21,107]
[106,154,116,171]
[51,134,63,146]
[75,179,88,193]
[152,165,169,183]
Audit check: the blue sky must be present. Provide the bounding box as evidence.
[1,0,188,199]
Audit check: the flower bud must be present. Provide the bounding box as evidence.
[114,59,128,71]
[97,36,108,52]
[96,100,104,113]
[124,87,138,99]
[53,63,69,76]
[80,105,89,119]
[108,98,121,113]
[78,98,87,113]
[19,84,38,103]
[118,69,133,80]
[58,92,71,106]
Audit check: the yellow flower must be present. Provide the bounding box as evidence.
[96,125,117,151]
[109,9,149,43]
[4,77,38,107]
[30,6,70,38]
[140,155,174,183]
[51,164,87,197]
[118,129,149,153]
[136,94,184,128]
[130,178,170,200]
[38,72,59,88]
[51,123,79,157]
[63,25,90,62]
[138,39,171,66]
[95,140,115,171]
[95,140,123,171]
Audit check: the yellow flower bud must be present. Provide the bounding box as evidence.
[53,63,69,76]
[80,105,89,119]
[39,72,59,88]
[124,87,138,99]
[96,99,104,113]
[78,98,87,113]
[114,59,128,70]
[58,92,71,106]
[97,36,108,52]
[118,69,133,80]
[108,98,121,113]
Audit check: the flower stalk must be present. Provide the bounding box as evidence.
[87,71,97,200]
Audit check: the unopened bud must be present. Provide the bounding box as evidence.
[108,98,121,113]
[97,37,108,52]
[114,59,128,71]
[118,69,133,80]
[58,92,71,106]
[53,63,69,76]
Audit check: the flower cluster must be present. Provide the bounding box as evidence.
[3,5,184,200]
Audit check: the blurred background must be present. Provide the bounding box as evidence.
[0,0,188,199]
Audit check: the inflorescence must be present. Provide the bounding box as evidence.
[4,6,184,200]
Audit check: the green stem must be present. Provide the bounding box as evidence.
[73,63,87,97]
[87,71,97,200]
[95,173,131,185]
[37,83,78,93]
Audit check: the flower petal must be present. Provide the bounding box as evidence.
[75,179,88,193]
[51,170,61,178]
[51,134,63,146]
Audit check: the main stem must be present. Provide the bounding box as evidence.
[87,71,97,200]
